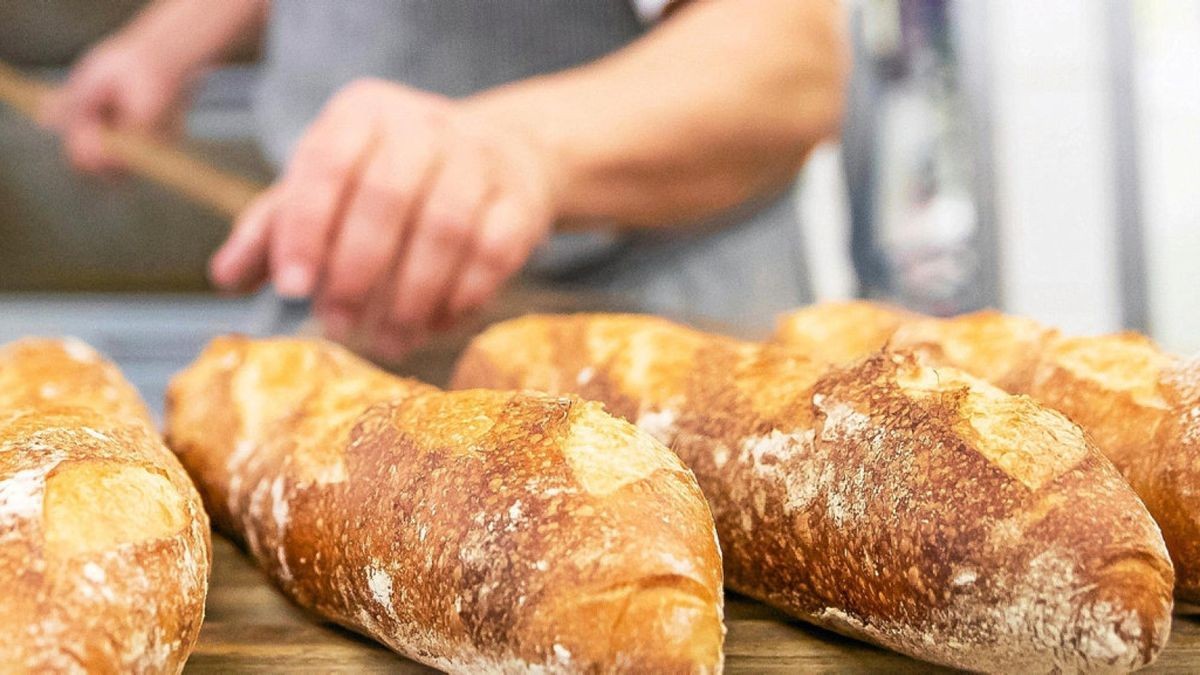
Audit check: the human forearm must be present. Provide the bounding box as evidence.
[110,0,269,79]
[464,0,848,227]
[208,0,849,353]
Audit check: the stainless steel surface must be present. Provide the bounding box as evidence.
[0,292,280,421]
[0,284,638,423]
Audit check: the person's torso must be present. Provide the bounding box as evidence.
[254,1,809,322]
[256,0,647,166]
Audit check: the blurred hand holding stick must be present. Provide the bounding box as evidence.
[0,59,263,219]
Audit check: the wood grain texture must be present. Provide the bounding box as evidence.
[193,535,1200,673]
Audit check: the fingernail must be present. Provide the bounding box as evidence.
[275,264,313,298]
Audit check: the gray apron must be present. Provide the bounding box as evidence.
[256,0,810,329]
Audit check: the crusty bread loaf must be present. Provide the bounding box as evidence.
[778,303,1200,602]
[772,300,915,365]
[165,335,724,673]
[453,313,1174,672]
[890,310,1055,392]
[0,338,210,673]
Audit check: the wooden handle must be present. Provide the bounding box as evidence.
[99,130,264,218]
[0,60,264,219]
[0,61,50,119]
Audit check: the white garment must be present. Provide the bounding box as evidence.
[631,0,673,23]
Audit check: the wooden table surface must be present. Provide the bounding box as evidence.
[186,535,1200,673]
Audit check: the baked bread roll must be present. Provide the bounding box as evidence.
[778,303,1200,602]
[453,314,1174,672]
[165,336,724,673]
[0,339,210,672]
[773,300,914,365]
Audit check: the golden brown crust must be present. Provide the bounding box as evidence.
[1027,333,1200,599]
[777,303,1200,602]
[889,310,1057,392]
[453,314,1174,672]
[0,339,210,673]
[772,300,913,366]
[0,337,153,423]
[1148,355,1200,600]
[775,306,1056,393]
[165,336,724,673]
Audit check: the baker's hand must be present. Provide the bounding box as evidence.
[209,79,559,360]
[41,36,194,174]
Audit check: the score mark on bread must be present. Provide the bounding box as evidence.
[166,336,726,672]
[561,401,678,496]
[455,313,1176,672]
[43,459,187,560]
[1044,333,1172,410]
[0,339,209,672]
[894,357,1088,491]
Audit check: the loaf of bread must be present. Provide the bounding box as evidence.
[778,302,1200,602]
[453,314,1174,672]
[0,338,210,672]
[772,300,915,365]
[165,336,724,673]
[777,303,1054,391]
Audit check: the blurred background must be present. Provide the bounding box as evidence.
[803,0,1200,353]
[0,0,1197,411]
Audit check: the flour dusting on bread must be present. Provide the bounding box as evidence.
[0,339,209,671]
[454,314,1175,673]
[168,336,725,672]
